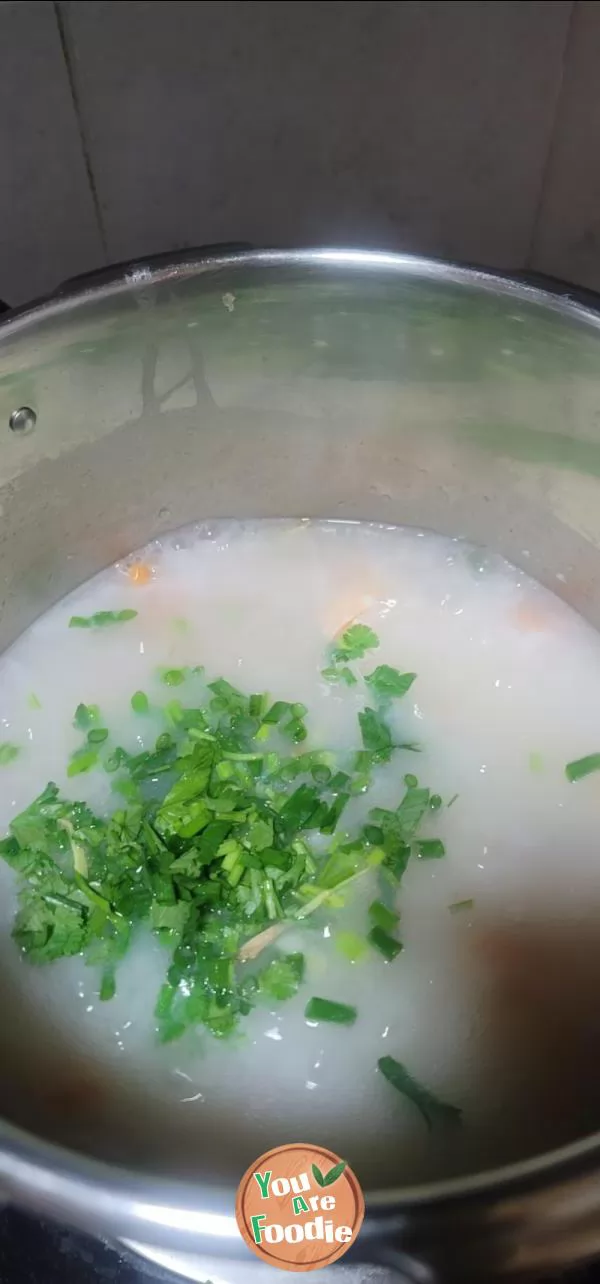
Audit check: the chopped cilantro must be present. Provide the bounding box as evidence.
[365,666,416,701]
[305,996,357,1025]
[378,1055,462,1128]
[258,952,305,1000]
[396,784,431,834]
[323,623,379,685]
[358,707,393,762]
[321,665,357,687]
[0,651,446,1047]
[69,610,137,629]
[332,624,379,663]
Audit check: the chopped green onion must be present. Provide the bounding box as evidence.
[67,749,98,777]
[378,1055,462,1128]
[161,668,187,687]
[73,703,100,730]
[368,900,399,933]
[368,925,403,961]
[99,969,117,1001]
[415,839,446,860]
[305,997,357,1025]
[566,753,600,783]
[335,931,368,962]
[87,728,109,745]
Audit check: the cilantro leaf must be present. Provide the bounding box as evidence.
[365,666,416,701]
[258,952,305,1000]
[332,623,379,662]
[69,610,137,629]
[321,666,357,687]
[396,784,431,835]
[358,707,393,762]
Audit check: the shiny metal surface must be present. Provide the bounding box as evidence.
[1,249,600,1278]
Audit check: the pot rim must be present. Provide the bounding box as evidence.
[1,245,600,1234]
[2,245,600,337]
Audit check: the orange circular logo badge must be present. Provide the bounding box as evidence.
[235,1142,364,1271]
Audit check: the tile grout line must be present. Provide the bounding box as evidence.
[526,0,579,270]
[53,0,109,261]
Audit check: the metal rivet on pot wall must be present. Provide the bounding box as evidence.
[9,407,36,435]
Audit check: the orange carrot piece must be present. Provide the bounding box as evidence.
[127,562,152,586]
[511,601,552,633]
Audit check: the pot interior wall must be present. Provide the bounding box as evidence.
[0,258,600,654]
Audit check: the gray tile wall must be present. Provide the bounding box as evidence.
[528,0,600,291]
[0,0,104,305]
[1,0,600,305]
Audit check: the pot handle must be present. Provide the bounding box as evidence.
[49,242,254,301]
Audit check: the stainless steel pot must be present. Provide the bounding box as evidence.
[1,249,600,1281]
